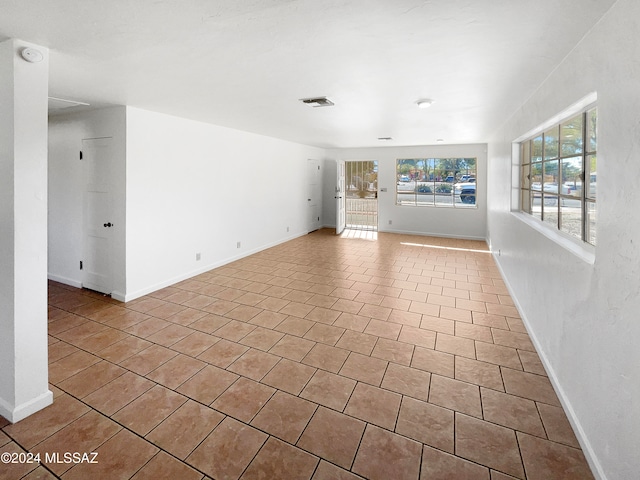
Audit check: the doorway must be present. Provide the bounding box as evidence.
[344,160,378,231]
[82,137,115,295]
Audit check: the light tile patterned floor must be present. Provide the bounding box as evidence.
[0,229,594,480]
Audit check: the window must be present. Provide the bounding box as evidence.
[396,158,477,208]
[520,106,597,245]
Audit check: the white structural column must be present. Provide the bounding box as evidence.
[0,39,52,422]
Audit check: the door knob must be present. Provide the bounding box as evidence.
[103,222,113,228]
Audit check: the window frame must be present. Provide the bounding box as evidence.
[518,102,597,247]
[395,157,478,209]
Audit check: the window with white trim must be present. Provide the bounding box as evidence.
[520,106,597,245]
[396,158,477,208]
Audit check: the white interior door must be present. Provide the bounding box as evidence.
[82,137,114,294]
[336,160,346,235]
[307,159,321,232]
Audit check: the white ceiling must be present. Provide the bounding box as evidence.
[1,0,615,148]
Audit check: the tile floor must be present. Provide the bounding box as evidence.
[0,229,595,480]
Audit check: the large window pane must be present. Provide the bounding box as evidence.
[436,178,454,206]
[437,191,454,206]
[560,200,582,240]
[560,114,583,156]
[397,159,416,180]
[542,194,558,227]
[522,140,531,165]
[532,135,543,162]
[455,185,476,207]
[396,157,476,208]
[531,194,542,221]
[561,156,583,197]
[456,158,476,179]
[521,188,531,214]
[544,127,559,160]
[434,158,455,207]
[415,159,426,181]
[543,159,559,194]
[586,154,597,200]
[521,162,531,190]
[424,158,435,181]
[587,107,597,153]
[397,159,416,205]
[416,180,435,205]
[531,162,542,192]
[434,158,452,182]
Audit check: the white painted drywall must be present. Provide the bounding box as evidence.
[0,39,52,422]
[124,107,326,300]
[325,144,487,240]
[48,107,127,296]
[487,1,640,478]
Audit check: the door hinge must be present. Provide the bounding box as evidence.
[80,151,83,160]
[80,260,83,270]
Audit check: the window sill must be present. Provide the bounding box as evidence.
[395,203,478,209]
[511,211,595,264]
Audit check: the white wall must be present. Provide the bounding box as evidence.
[125,107,326,300]
[486,1,640,478]
[326,144,487,240]
[48,107,127,296]
[49,106,326,302]
[0,39,52,422]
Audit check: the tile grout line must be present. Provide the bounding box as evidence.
[38,232,586,479]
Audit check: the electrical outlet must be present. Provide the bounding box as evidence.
[388,220,392,225]
[237,241,241,249]
[287,226,290,232]
[196,252,201,261]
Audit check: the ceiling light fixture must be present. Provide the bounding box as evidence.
[417,99,434,109]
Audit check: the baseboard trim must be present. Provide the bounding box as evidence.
[122,231,309,302]
[491,251,607,480]
[0,390,53,424]
[47,273,82,289]
[377,227,486,242]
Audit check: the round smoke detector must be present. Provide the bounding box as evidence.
[21,47,44,63]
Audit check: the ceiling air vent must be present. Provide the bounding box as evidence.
[300,96,334,107]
